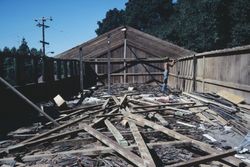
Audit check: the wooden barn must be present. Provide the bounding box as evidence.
[57,26,250,103]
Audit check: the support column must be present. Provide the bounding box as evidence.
[107,34,111,95]
[79,48,84,93]
[193,54,197,92]
[123,38,127,84]
[202,56,205,92]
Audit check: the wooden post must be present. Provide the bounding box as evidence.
[176,60,180,89]
[69,60,73,77]
[41,56,46,82]
[43,57,54,82]
[32,56,38,84]
[95,59,98,74]
[56,60,61,80]
[50,58,55,82]
[107,34,111,95]
[15,55,25,86]
[79,48,84,93]
[192,54,197,92]
[0,56,4,77]
[202,55,205,92]
[123,30,127,84]
[63,60,68,78]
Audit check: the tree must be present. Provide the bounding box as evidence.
[125,0,173,34]
[10,47,17,55]
[165,0,232,52]
[30,48,42,56]
[95,0,250,52]
[229,0,250,47]
[95,8,125,35]
[2,47,12,57]
[17,38,30,56]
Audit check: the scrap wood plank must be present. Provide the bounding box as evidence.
[217,90,244,104]
[104,119,128,146]
[126,112,244,167]
[181,96,225,125]
[3,108,119,155]
[125,106,156,167]
[129,99,192,114]
[168,149,237,167]
[45,104,116,127]
[90,108,118,127]
[148,113,169,127]
[130,101,196,109]
[0,141,190,164]
[101,98,110,109]
[80,123,145,167]
[59,104,102,114]
[0,128,85,156]
[127,120,156,167]
[183,92,237,112]
[21,115,89,144]
[112,95,120,105]
[205,109,228,125]
[119,94,128,107]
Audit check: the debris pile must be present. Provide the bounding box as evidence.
[0,84,249,167]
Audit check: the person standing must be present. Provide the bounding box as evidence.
[161,59,176,93]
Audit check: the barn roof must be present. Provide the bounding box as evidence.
[56,26,195,59]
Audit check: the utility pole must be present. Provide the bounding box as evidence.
[35,17,52,56]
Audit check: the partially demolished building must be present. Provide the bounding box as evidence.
[0,26,249,167]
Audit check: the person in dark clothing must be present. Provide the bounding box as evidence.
[161,59,176,93]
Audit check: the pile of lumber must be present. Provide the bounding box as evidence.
[0,84,249,167]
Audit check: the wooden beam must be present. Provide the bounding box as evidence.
[21,115,89,144]
[80,123,145,167]
[168,149,237,167]
[104,119,128,146]
[90,108,118,127]
[101,98,110,109]
[126,112,244,167]
[130,101,195,109]
[0,141,191,164]
[125,107,156,167]
[0,77,59,126]
[182,92,237,112]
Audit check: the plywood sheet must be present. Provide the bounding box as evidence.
[217,90,244,104]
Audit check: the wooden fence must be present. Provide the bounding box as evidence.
[0,55,80,87]
[168,45,250,103]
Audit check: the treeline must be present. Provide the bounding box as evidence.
[96,0,250,52]
[0,38,42,57]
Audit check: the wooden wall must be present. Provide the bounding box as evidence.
[88,45,164,85]
[168,46,250,103]
[87,43,249,103]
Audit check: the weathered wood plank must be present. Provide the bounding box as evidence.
[104,119,128,146]
[0,141,190,164]
[80,123,145,167]
[168,149,237,167]
[126,112,244,167]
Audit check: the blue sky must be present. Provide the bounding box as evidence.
[0,0,127,55]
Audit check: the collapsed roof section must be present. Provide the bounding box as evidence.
[56,26,195,60]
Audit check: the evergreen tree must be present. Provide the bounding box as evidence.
[30,48,42,56]
[10,47,17,56]
[2,47,12,57]
[17,38,30,56]
[95,8,125,35]
[229,0,250,47]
